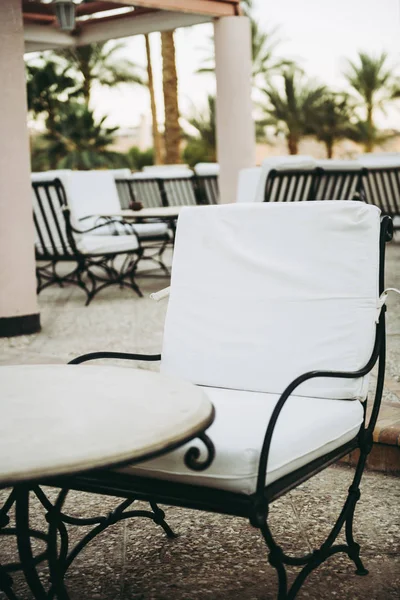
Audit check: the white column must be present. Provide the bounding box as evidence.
[0,0,40,336]
[214,16,256,203]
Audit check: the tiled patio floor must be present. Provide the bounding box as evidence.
[0,244,399,599]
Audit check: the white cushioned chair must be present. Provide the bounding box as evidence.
[66,201,392,598]
[32,177,143,304]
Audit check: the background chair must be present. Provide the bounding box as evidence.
[32,178,143,304]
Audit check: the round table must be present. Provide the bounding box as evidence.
[0,364,214,487]
[0,364,215,599]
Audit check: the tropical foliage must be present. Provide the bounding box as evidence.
[309,93,357,158]
[183,95,216,166]
[26,23,400,170]
[259,68,327,154]
[56,42,144,104]
[344,52,400,151]
[43,103,123,170]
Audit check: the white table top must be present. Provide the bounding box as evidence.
[102,206,184,220]
[0,365,214,487]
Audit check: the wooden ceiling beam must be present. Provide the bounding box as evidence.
[104,0,239,17]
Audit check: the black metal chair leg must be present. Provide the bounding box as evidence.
[345,453,369,576]
[0,565,17,600]
[149,502,178,539]
[260,522,288,600]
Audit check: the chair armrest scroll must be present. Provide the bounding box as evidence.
[68,352,161,365]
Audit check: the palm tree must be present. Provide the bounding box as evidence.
[344,51,400,151]
[310,93,357,158]
[144,34,163,164]
[260,68,326,155]
[197,18,288,89]
[57,41,144,105]
[26,59,78,167]
[26,60,77,129]
[161,30,181,164]
[45,102,123,170]
[183,95,216,166]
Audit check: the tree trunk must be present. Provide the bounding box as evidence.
[161,30,181,164]
[326,140,334,159]
[287,133,298,155]
[145,34,163,165]
[365,104,374,152]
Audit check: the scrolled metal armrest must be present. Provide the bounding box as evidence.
[68,352,161,364]
[256,320,385,497]
[62,208,141,245]
[184,431,215,471]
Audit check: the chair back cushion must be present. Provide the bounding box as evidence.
[62,171,121,220]
[160,201,381,400]
[236,167,261,203]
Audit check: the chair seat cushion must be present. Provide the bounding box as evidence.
[77,234,139,255]
[82,217,170,239]
[120,386,363,495]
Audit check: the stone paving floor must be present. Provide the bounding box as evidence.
[0,244,399,600]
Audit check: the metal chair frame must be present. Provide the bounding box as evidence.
[115,174,219,210]
[1,217,390,598]
[361,166,400,229]
[264,167,365,203]
[264,165,400,229]
[33,179,143,305]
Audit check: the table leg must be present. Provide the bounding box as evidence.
[15,486,48,600]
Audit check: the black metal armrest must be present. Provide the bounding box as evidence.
[256,318,385,498]
[68,352,161,364]
[62,207,141,246]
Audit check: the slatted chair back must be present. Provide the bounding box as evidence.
[246,156,317,203]
[264,169,316,202]
[161,201,381,401]
[115,174,219,209]
[195,174,219,204]
[360,164,400,226]
[32,179,78,260]
[313,161,364,201]
[163,173,198,206]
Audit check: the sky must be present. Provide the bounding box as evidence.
[90,0,400,130]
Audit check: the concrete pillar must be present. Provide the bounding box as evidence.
[214,16,256,203]
[0,0,40,336]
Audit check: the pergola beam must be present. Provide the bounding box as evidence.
[105,0,239,16]
[24,23,75,48]
[77,9,211,45]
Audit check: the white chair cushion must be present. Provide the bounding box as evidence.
[31,170,72,181]
[123,386,364,494]
[109,169,132,178]
[236,167,261,203]
[77,234,139,255]
[254,155,317,203]
[357,154,400,168]
[160,202,381,400]
[60,171,121,219]
[316,159,362,171]
[131,223,170,238]
[142,167,193,178]
[194,163,220,176]
[79,217,169,239]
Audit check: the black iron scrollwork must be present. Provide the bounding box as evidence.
[184,432,215,471]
